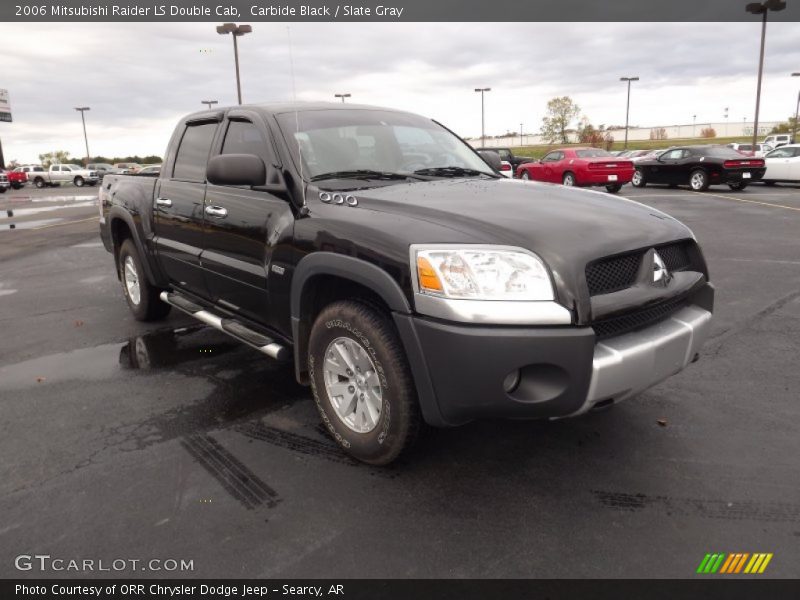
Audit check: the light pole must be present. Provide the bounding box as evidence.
[202,100,218,110]
[520,123,523,146]
[792,73,799,143]
[474,88,491,147]
[692,114,697,137]
[746,1,786,150]
[334,93,351,103]
[216,23,252,105]
[74,107,90,165]
[724,107,729,136]
[620,77,639,149]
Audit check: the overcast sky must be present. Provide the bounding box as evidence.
[1,21,799,163]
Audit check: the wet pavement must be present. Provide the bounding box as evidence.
[0,183,799,578]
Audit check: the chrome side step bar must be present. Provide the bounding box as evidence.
[159,291,289,361]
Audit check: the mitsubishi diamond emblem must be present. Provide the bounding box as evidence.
[653,251,671,286]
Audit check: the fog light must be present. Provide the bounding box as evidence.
[503,369,521,393]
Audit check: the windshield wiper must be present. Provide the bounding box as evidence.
[310,170,425,182]
[412,166,495,178]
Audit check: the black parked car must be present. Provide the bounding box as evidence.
[99,103,714,465]
[631,145,766,191]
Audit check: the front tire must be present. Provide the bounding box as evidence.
[308,300,421,465]
[562,172,576,187]
[690,169,710,191]
[631,169,646,187]
[117,239,171,321]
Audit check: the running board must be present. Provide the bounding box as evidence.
[159,291,289,361]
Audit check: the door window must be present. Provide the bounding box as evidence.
[221,120,270,160]
[173,122,218,182]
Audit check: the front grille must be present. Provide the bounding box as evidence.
[585,241,694,296]
[592,296,688,341]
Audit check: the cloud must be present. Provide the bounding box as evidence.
[1,21,798,162]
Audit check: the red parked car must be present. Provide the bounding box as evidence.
[7,168,29,189]
[516,147,635,193]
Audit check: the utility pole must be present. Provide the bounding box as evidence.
[216,23,252,105]
[620,77,639,149]
[474,88,491,147]
[746,1,786,150]
[74,107,91,165]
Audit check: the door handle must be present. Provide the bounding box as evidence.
[156,197,172,208]
[205,205,228,218]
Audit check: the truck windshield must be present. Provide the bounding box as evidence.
[276,109,494,181]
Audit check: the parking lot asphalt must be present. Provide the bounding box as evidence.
[1,182,799,578]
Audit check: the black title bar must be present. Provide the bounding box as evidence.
[3,0,800,22]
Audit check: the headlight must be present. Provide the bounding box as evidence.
[413,245,554,301]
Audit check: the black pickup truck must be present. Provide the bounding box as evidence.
[100,102,714,465]
[475,146,536,174]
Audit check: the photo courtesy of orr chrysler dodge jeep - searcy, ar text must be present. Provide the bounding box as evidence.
[99,102,714,465]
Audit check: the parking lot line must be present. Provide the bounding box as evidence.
[31,216,98,230]
[698,192,800,213]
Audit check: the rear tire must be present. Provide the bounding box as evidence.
[562,172,576,187]
[520,171,531,181]
[11,183,21,190]
[728,181,748,191]
[117,238,171,322]
[631,169,646,187]
[34,178,46,189]
[763,180,776,186]
[0,188,6,194]
[689,169,710,191]
[308,300,421,465]
[605,184,623,193]
[74,176,84,187]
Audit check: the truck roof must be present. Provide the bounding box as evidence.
[182,101,413,122]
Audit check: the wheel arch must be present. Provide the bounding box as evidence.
[108,208,158,285]
[290,252,411,383]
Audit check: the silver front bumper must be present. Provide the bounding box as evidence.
[571,304,712,415]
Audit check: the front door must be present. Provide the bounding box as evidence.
[154,119,220,295]
[201,113,294,326]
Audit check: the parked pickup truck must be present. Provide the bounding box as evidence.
[475,146,537,176]
[100,102,714,465]
[28,164,99,188]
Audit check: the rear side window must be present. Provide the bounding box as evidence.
[173,122,218,181]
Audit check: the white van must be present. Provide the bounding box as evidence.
[763,134,792,148]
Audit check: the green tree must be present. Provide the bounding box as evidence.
[540,96,581,144]
[38,150,72,167]
[770,116,798,135]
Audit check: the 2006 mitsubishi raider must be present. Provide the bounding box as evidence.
[99,102,714,464]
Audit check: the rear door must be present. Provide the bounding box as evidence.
[154,118,220,295]
[201,111,294,326]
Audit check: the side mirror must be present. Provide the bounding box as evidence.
[207,154,266,187]
[477,150,502,172]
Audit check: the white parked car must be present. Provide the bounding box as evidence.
[727,142,774,158]
[762,134,792,148]
[762,144,800,185]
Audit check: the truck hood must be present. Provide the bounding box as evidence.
[340,177,696,316]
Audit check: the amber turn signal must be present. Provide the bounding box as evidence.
[417,256,443,292]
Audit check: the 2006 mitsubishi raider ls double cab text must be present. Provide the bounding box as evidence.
[99,102,714,465]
